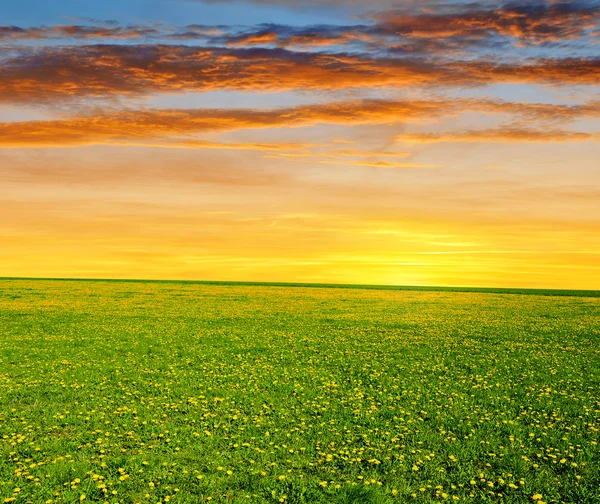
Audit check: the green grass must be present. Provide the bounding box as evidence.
[0,279,599,504]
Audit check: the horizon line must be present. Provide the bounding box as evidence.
[1,276,599,298]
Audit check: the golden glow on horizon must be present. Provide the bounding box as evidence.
[2,186,599,289]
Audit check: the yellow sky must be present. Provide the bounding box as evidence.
[2,141,599,289]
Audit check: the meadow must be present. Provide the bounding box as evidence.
[0,279,599,504]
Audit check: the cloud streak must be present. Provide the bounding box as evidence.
[4,1,599,50]
[0,100,454,147]
[1,98,598,149]
[0,24,160,41]
[213,2,600,52]
[1,45,599,104]
[397,128,599,143]
[375,2,600,45]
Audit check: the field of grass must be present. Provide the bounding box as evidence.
[1,279,599,504]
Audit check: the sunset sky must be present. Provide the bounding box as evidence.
[1,0,599,289]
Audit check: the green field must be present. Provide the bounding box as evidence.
[1,280,599,504]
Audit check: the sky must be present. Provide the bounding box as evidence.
[1,0,599,289]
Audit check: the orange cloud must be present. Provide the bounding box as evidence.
[396,128,599,143]
[376,2,600,44]
[2,98,599,149]
[226,31,280,46]
[116,139,319,151]
[3,2,597,60]
[209,2,600,51]
[0,100,454,147]
[2,45,600,103]
[264,149,411,161]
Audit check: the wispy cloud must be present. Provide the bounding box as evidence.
[2,97,598,150]
[0,99,451,147]
[0,24,160,41]
[318,160,442,169]
[397,128,599,143]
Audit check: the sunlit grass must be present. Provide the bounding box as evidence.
[1,280,599,503]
